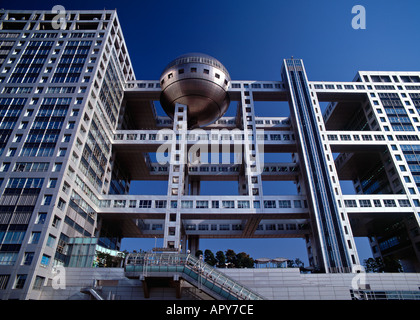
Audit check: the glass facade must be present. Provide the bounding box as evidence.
[283,59,352,272]
[379,93,414,131]
[0,9,136,299]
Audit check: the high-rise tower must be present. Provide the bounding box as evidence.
[0,9,135,300]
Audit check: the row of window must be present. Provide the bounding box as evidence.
[0,273,46,291]
[107,199,306,209]
[142,222,303,232]
[230,82,284,89]
[163,67,229,86]
[1,85,86,95]
[154,117,289,127]
[343,198,418,208]
[113,132,294,142]
[326,133,386,142]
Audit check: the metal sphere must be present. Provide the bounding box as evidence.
[159,53,231,128]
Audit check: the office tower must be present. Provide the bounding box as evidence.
[0,9,135,300]
[0,9,419,300]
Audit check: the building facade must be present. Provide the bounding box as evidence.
[0,9,419,300]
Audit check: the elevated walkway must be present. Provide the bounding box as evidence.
[125,252,266,300]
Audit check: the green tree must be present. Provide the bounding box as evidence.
[204,249,217,266]
[364,257,382,273]
[195,249,203,259]
[235,252,254,268]
[363,257,403,273]
[215,250,226,268]
[95,251,126,268]
[287,258,305,269]
[225,249,237,268]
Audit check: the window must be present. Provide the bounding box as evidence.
[278,200,291,208]
[52,215,61,228]
[181,200,193,208]
[286,224,297,230]
[222,201,234,208]
[211,201,219,208]
[40,254,50,267]
[36,212,47,224]
[155,200,166,208]
[62,134,71,142]
[22,252,34,266]
[0,163,10,172]
[151,224,163,231]
[384,199,396,207]
[344,200,357,207]
[359,200,372,207]
[58,148,66,157]
[266,224,276,231]
[237,201,250,208]
[30,232,41,244]
[57,198,66,210]
[32,276,45,290]
[48,178,57,188]
[196,201,209,208]
[46,234,56,248]
[6,148,16,157]
[14,274,27,289]
[113,200,126,208]
[13,134,22,143]
[0,252,17,265]
[264,200,276,209]
[53,162,62,172]
[398,199,411,207]
[373,200,382,207]
[42,195,52,205]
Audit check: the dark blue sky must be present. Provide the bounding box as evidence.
[6,0,420,264]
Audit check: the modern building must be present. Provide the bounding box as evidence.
[0,8,420,300]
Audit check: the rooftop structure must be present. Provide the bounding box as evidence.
[159,52,231,128]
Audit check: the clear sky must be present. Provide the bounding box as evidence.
[6,0,420,265]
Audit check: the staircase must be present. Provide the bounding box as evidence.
[125,252,265,300]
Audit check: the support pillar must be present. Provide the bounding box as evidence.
[239,89,264,236]
[188,235,200,255]
[163,104,187,251]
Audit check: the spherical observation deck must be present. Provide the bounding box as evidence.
[159,53,231,128]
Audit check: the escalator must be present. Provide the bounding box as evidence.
[125,252,265,300]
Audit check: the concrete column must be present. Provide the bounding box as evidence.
[240,89,264,198]
[163,103,187,250]
[188,235,200,255]
[190,180,200,195]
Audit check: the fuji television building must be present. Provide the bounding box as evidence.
[0,9,419,300]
